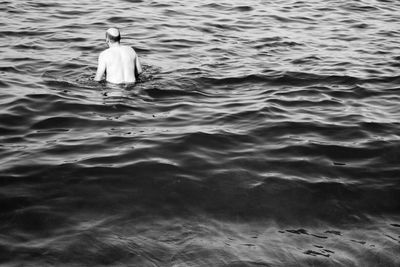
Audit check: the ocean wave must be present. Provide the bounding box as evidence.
[1,0,400,265]
[197,72,400,87]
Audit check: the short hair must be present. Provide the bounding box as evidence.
[106,28,121,43]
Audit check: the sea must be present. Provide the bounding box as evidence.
[1,0,400,266]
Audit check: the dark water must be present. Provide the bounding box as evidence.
[1,0,400,266]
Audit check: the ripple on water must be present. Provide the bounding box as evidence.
[1,0,400,266]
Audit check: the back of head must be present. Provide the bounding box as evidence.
[106,27,121,43]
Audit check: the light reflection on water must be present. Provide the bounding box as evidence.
[1,0,400,266]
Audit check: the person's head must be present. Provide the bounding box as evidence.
[105,28,121,44]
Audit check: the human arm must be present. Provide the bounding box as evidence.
[94,52,106,82]
[134,54,142,80]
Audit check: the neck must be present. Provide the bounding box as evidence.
[108,42,120,48]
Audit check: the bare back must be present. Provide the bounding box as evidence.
[95,45,142,84]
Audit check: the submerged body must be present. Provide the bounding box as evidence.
[95,28,142,84]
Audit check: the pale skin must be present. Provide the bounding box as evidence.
[95,35,142,84]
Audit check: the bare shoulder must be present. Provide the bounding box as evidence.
[122,45,137,54]
[99,49,110,59]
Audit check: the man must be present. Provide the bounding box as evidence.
[94,28,142,84]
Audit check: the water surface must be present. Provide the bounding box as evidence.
[1,0,400,266]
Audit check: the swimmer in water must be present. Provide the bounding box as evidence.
[94,27,142,84]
